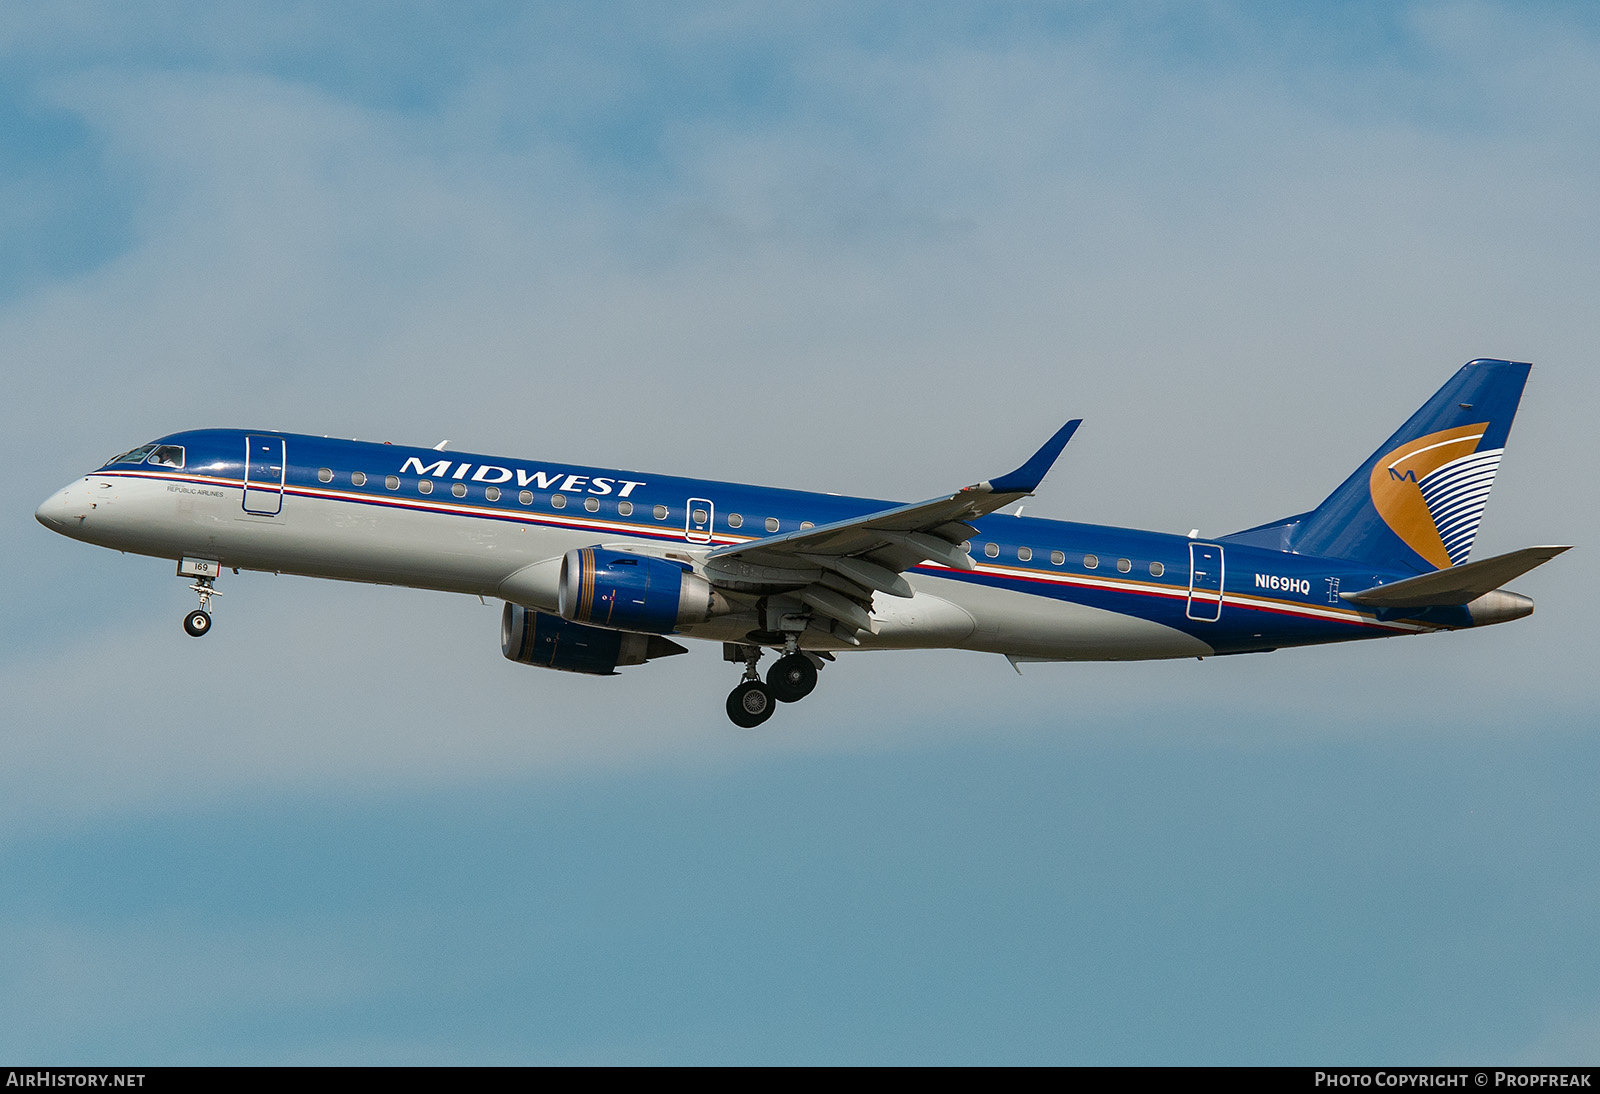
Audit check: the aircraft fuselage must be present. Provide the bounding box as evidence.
[36,428,1488,665]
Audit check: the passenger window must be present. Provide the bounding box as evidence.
[418,480,433,494]
[654,505,668,520]
[1117,558,1131,573]
[585,497,600,512]
[148,446,186,469]
[519,490,533,505]
[551,494,566,509]
[452,482,467,498]
[385,475,400,491]
[765,517,779,532]
[984,543,999,558]
[318,468,333,483]
[1018,546,1032,562]
[1051,550,1065,566]
[728,513,743,528]
[618,500,633,517]
[485,486,501,502]
[352,472,367,487]
[1083,554,1099,570]
[800,521,814,530]
[1149,561,1164,578]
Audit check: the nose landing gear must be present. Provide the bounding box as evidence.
[183,606,213,637]
[178,559,223,638]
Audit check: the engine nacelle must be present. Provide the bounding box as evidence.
[558,547,726,634]
[501,602,686,676]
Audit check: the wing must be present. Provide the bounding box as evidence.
[703,420,1082,642]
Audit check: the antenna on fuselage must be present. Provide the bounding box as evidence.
[433,440,450,451]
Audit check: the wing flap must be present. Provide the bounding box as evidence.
[816,568,875,602]
[877,530,975,571]
[804,554,914,599]
[796,585,877,634]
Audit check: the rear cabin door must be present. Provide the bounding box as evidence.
[1186,542,1224,622]
[243,436,286,515]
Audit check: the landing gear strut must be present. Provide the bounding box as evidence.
[726,645,775,728]
[183,575,220,638]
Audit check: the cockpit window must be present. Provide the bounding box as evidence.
[109,444,157,465]
[147,445,185,469]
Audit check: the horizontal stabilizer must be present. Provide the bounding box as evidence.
[1340,545,1571,608]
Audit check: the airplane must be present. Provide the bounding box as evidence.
[35,358,1569,728]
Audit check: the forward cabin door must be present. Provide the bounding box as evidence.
[1186,542,1224,622]
[243,436,286,515]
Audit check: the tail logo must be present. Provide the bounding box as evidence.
[1369,423,1502,569]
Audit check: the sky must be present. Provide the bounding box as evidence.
[2,0,1598,1064]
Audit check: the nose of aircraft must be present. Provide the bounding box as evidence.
[36,481,88,532]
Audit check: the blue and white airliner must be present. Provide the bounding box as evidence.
[35,358,1569,726]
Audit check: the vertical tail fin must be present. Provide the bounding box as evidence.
[1240,360,1531,573]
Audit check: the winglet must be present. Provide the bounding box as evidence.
[982,419,1082,495]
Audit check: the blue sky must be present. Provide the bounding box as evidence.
[3,1,1598,1063]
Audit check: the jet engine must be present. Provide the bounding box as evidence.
[501,602,686,675]
[558,547,728,634]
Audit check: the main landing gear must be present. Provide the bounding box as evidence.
[767,652,818,703]
[724,643,823,728]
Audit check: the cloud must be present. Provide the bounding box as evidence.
[1,2,1596,831]
[1510,1006,1600,1064]
[11,4,1600,1067]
